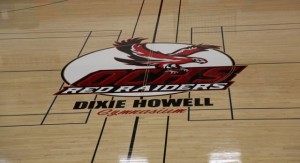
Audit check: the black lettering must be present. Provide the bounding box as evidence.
[194,98,203,106]
[73,101,88,109]
[108,100,115,108]
[148,99,161,107]
[161,99,182,107]
[183,98,193,106]
[116,100,126,108]
[95,101,108,108]
[205,98,213,106]
[88,101,96,109]
[133,100,147,108]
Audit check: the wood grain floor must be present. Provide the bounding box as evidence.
[0,0,300,162]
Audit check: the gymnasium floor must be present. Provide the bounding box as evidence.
[0,0,299,162]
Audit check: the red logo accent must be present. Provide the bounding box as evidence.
[57,38,246,96]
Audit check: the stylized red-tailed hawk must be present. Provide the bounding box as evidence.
[114,38,220,74]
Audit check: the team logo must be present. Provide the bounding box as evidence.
[56,38,246,96]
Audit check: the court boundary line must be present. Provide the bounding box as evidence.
[163,116,170,163]
[1,61,299,73]
[0,112,88,117]
[3,105,297,116]
[0,123,86,128]
[190,28,193,44]
[1,4,122,128]
[132,0,145,38]
[127,117,140,161]
[190,106,300,111]
[221,26,235,120]
[0,31,122,74]
[188,25,300,122]
[89,1,144,159]
[163,1,181,160]
[1,107,299,128]
[0,0,68,14]
[2,117,298,128]
[84,29,122,124]
[126,0,163,161]
[0,70,61,73]
[192,22,300,28]
[189,118,300,122]
[239,62,300,65]
[40,31,92,125]
[0,29,120,35]
[141,0,164,90]
[0,35,119,41]
[91,117,107,163]
[187,92,191,121]
[175,0,182,43]
[189,107,300,121]
[40,90,61,125]
[0,30,123,128]
[152,0,164,43]
[85,95,98,124]
[192,28,300,34]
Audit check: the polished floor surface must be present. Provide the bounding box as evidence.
[0,0,300,162]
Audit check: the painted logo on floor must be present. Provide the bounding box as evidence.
[56,38,246,97]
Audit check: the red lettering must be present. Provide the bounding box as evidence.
[114,69,148,86]
[70,66,246,87]
[147,68,202,85]
[97,109,112,115]
[73,70,129,87]
[192,66,246,83]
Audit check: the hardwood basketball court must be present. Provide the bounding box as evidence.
[0,0,299,162]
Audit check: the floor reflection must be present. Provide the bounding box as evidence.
[209,150,241,163]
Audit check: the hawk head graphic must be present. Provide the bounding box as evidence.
[113,38,220,74]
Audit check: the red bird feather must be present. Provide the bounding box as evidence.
[114,38,220,73]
